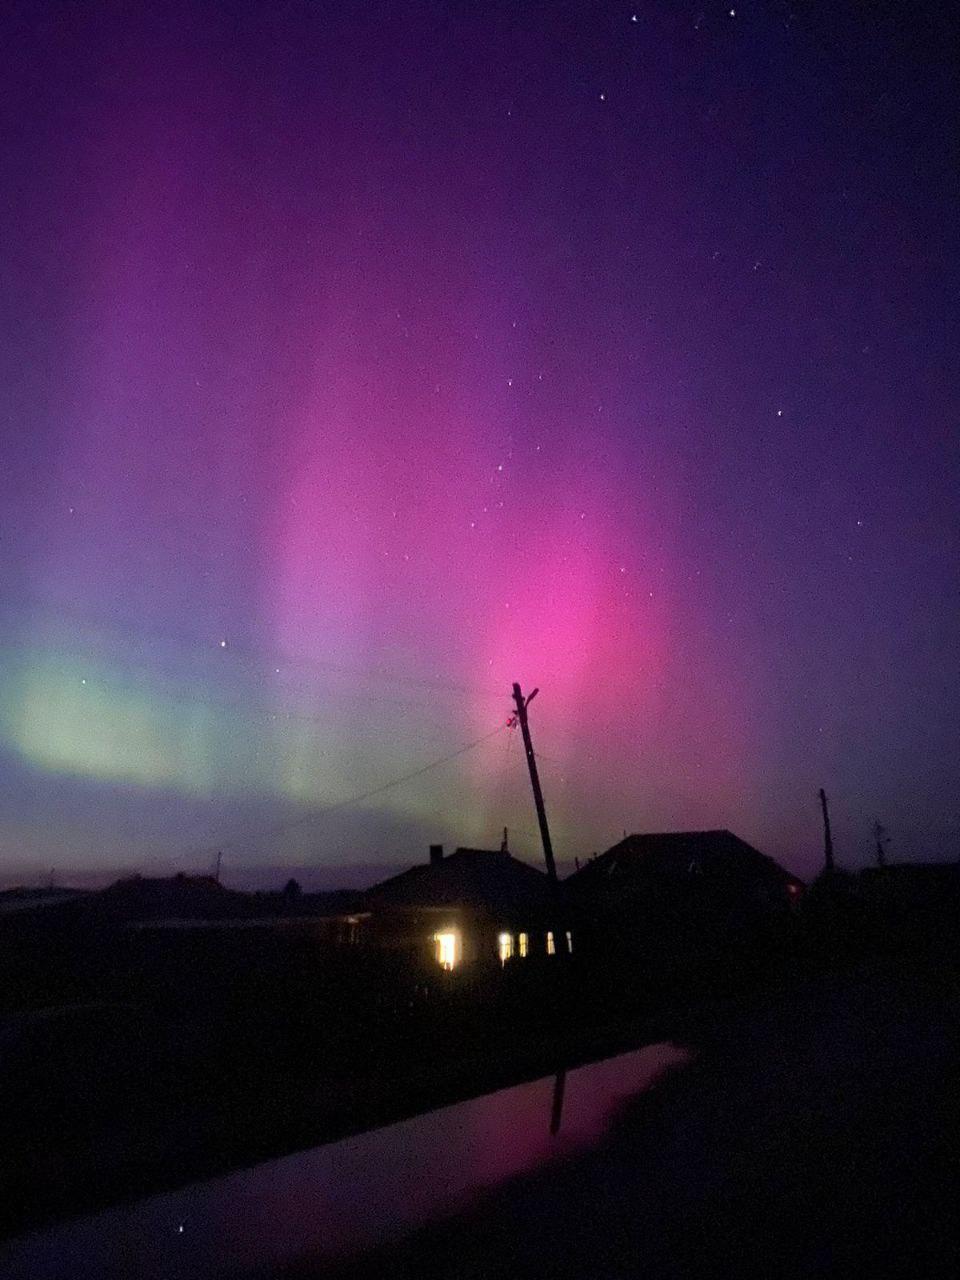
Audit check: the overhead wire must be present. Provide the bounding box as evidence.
[7,592,508,701]
[207,722,509,854]
[10,597,560,868]
[58,664,480,727]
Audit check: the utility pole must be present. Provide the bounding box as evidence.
[214,850,223,885]
[511,683,558,884]
[873,821,888,868]
[818,788,835,874]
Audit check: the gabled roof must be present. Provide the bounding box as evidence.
[568,830,803,892]
[366,848,553,912]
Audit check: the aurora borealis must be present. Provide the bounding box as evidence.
[1,2,957,882]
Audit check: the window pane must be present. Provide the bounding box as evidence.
[434,931,457,970]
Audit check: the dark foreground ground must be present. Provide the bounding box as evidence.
[281,962,960,1280]
[0,908,811,1240]
[2,879,959,1275]
[0,958,695,1241]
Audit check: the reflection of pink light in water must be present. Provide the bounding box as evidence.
[1,1043,691,1279]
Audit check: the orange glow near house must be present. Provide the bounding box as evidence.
[434,931,458,970]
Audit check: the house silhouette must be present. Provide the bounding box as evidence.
[567,830,803,957]
[366,845,565,967]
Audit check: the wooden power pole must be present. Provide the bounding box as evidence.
[511,682,558,885]
[818,788,835,874]
[873,821,888,868]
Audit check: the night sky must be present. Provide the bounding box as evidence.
[1,1,957,883]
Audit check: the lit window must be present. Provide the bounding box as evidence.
[565,930,573,953]
[434,931,457,970]
[546,931,555,956]
[498,932,514,964]
[519,932,528,957]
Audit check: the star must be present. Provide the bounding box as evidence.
[219,639,228,649]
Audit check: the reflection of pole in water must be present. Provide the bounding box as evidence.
[549,1070,567,1136]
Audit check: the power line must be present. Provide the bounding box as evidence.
[210,723,508,854]
[6,593,507,701]
[58,664,470,726]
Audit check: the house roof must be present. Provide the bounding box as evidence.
[567,830,804,893]
[366,848,554,913]
[859,862,960,904]
[91,875,364,923]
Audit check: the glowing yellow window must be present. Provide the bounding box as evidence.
[498,932,514,964]
[518,932,528,957]
[565,930,573,953]
[434,931,457,970]
[546,931,555,956]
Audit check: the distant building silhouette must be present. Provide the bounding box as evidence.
[858,861,960,932]
[93,874,365,941]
